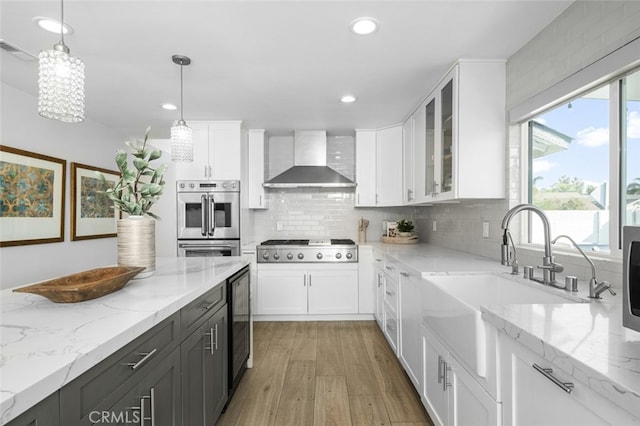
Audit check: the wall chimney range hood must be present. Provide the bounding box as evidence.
[263,130,356,188]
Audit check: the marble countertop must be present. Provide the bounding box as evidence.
[482,302,640,419]
[0,256,249,424]
[365,242,639,418]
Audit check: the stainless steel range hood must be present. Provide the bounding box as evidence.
[263,130,356,188]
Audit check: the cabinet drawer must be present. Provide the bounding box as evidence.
[60,312,180,425]
[181,282,226,338]
[384,306,398,353]
[383,274,398,313]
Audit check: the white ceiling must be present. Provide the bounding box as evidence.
[0,0,573,139]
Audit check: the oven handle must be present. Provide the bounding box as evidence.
[179,243,234,249]
[209,194,216,237]
[200,194,207,237]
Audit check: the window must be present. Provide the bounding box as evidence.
[527,68,640,253]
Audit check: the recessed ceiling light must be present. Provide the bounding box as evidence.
[162,103,178,111]
[33,16,74,35]
[341,95,357,103]
[350,17,378,35]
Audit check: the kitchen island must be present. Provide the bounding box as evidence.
[0,256,249,424]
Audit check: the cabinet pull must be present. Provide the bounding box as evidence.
[532,364,574,394]
[385,265,394,271]
[259,195,262,206]
[201,299,220,310]
[124,348,158,371]
[205,327,215,354]
[200,195,207,236]
[303,275,307,287]
[386,323,395,332]
[443,363,452,391]
[400,272,410,277]
[140,387,156,426]
[375,258,382,262]
[309,275,312,287]
[385,290,395,296]
[214,324,219,351]
[437,355,443,384]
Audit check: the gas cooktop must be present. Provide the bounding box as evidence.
[257,238,357,263]
[259,238,356,246]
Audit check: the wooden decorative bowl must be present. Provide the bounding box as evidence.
[13,266,146,303]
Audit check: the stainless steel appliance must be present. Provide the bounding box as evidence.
[257,238,358,263]
[177,180,240,256]
[227,266,250,399]
[623,226,640,332]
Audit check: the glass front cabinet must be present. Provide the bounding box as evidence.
[405,60,506,204]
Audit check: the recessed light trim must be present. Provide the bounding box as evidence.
[350,17,378,35]
[341,95,357,103]
[33,16,74,35]
[162,103,178,111]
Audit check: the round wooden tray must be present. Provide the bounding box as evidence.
[381,235,419,244]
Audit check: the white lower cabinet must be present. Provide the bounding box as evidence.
[399,267,423,391]
[373,255,385,328]
[422,324,501,426]
[256,264,358,316]
[500,333,639,426]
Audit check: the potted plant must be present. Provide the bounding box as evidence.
[97,127,167,278]
[396,218,414,237]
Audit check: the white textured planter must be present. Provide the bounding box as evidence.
[117,216,156,278]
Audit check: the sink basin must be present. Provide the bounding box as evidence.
[422,273,586,379]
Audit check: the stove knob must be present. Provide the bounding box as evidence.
[189,183,195,188]
[287,253,294,260]
[346,252,353,260]
[262,252,269,260]
[297,253,304,260]
[335,253,342,259]
[273,253,280,260]
[179,183,185,189]
[316,253,323,260]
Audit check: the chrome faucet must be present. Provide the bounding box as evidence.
[551,234,616,299]
[501,204,563,285]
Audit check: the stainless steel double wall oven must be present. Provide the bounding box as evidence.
[176,180,240,257]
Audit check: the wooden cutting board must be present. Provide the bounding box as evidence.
[381,235,419,244]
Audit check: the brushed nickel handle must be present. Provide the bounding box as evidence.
[443,363,452,391]
[205,328,215,354]
[385,265,394,271]
[214,324,219,351]
[437,355,443,384]
[400,272,410,277]
[533,364,574,394]
[125,348,158,371]
[201,299,221,310]
[385,290,395,296]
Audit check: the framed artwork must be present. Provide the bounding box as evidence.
[0,146,66,247]
[70,162,120,240]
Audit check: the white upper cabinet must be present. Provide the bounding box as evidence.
[431,60,506,201]
[246,129,266,209]
[355,130,377,206]
[403,60,506,204]
[175,121,243,181]
[355,126,403,207]
[402,116,415,204]
[376,125,403,206]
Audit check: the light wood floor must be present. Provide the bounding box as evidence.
[218,321,434,426]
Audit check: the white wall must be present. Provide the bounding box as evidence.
[0,83,127,289]
[418,1,640,288]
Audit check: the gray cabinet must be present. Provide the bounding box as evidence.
[106,347,182,426]
[6,392,59,426]
[60,312,181,425]
[181,303,228,425]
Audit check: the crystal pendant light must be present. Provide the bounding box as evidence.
[38,0,85,123]
[170,55,193,162]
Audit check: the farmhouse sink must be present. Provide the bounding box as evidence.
[422,273,587,379]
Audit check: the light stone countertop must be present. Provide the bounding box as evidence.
[363,242,639,419]
[0,256,249,424]
[482,303,640,419]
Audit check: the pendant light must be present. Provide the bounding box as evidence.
[170,55,193,162]
[38,0,85,123]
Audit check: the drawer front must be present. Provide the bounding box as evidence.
[181,282,226,338]
[60,312,180,425]
[384,306,398,353]
[383,274,398,313]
